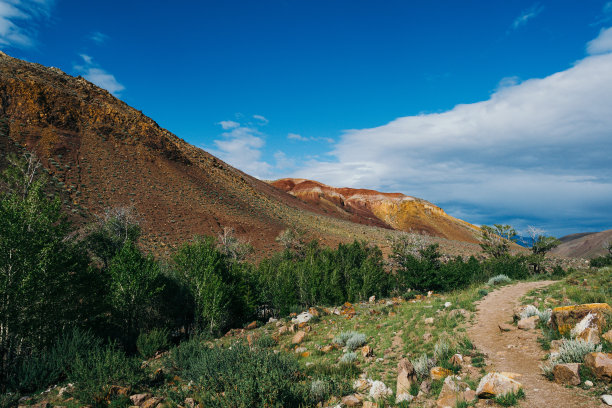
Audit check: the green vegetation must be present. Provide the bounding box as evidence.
[493,388,525,406]
[0,153,576,405]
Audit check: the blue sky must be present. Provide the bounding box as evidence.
[2,0,612,237]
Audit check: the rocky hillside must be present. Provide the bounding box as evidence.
[271,178,481,243]
[551,229,612,259]
[0,52,486,257]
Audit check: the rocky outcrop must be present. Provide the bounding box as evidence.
[550,304,612,335]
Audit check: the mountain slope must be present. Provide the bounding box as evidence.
[270,178,481,243]
[551,229,612,259]
[0,52,483,256]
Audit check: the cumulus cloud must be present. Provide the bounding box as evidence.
[587,27,612,54]
[74,54,125,96]
[511,3,544,30]
[210,117,294,179]
[0,0,53,49]
[288,132,308,141]
[294,28,612,234]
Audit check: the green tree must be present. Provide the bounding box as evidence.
[108,241,163,345]
[173,236,234,334]
[479,224,518,258]
[526,226,561,274]
[0,153,95,381]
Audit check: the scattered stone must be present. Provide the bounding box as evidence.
[362,401,378,408]
[517,315,539,330]
[353,378,371,392]
[444,302,452,308]
[550,339,563,350]
[369,295,376,303]
[602,395,612,406]
[498,323,514,332]
[301,351,311,358]
[476,372,522,398]
[341,394,362,407]
[308,307,320,317]
[321,345,334,353]
[423,332,433,341]
[245,321,257,330]
[513,305,529,321]
[551,303,612,335]
[584,380,594,387]
[295,346,307,354]
[183,398,196,408]
[278,326,288,335]
[553,363,581,386]
[292,330,306,345]
[369,381,392,399]
[584,352,612,381]
[397,358,418,395]
[362,345,374,358]
[130,393,152,406]
[430,366,453,380]
[603,330,612,343]
[268,317,278,324]
[289,323,297,332]
[420,380,432,393]
[449,309,469,319]
[424,317,435,325]
[58,384,74,397]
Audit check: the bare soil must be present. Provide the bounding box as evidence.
[467,281,606,408]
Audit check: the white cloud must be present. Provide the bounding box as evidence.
[511,3,544,30]
[74,54,125,96]
[210,120,275,179]
[587,27,612,54]
[0,0,53,49]
[288,132,309,141]
[274,150,294,169]
[253,114,269,124]
[218,120,240,130]
[294,28,612,234]
[89,31,109,44]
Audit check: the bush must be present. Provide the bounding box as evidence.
[340,352,357,364]
[333,331,366,350]
[310,380,329,403]
[556,339,602,364]
[9,328,102,393]
[173,340,306,407]
[411,353,432,379]
[69,342,142,404]
[136,328,170,359]
[590,256,612,268]
[255,335,278,348]
[487,274,511,286]
[483,256,529,280]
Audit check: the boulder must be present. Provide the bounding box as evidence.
[476,372,522,398]
[449,354,463,366]
[498,323,514,332]
[369,295,376,303]
[437,376,464,408]
[278,326,288,335]
[517,315,539,330]
[578,327,600,344]
[551,303,612,335]
[245,321,257,330]
[292,330,305,345]
[584,352,612,382]
[584,380,594,387]
[291,311,313,324]
[430,366,453,380]
[396,358,418,395]
[141,397,162,408]
[602,395,612,406]
[553,363,581,385]
[130,394,152,406]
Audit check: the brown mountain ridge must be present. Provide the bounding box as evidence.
[0,51,482,256]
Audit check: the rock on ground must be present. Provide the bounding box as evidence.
[553,363,581,386]
[584,352,612,382]
[396,358,417,395]
[476,372,522,398]
[551,303,612,335]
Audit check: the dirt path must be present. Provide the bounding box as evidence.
[467,281,606,408]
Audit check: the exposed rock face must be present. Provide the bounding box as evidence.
[584,352,612,382]
[553,363,581,386]
[270,178,481,243]
[476,372,522,398]
[551,304,612,335]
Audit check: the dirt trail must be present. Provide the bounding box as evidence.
[467,281,606,408]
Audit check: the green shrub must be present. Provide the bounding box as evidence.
[136,328,170,359]
[310,380,329,403]
[174,341,306,407]
[411,353,432,379]
[345,333,367,351]
[590,256,612,268]
[556,339,602,364]
[487,274,511,286]
[493,388,525,406]
[478,288,489,297]
[340,352,357,364]
[69,342,142,404]
[255,335,278,348]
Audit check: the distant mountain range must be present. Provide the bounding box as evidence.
[551,230,612,259]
